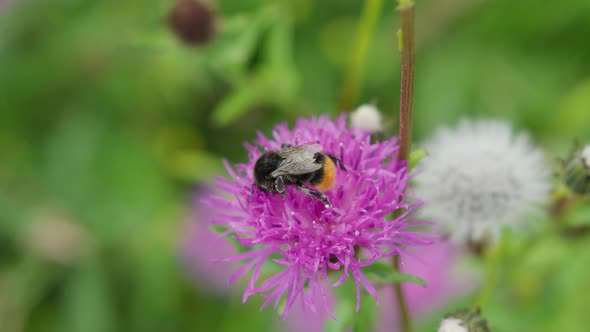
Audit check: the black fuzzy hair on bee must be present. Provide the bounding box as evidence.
[253,143,344,208]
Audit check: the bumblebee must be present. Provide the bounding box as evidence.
[253,143,344,208]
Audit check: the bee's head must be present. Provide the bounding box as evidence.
[255,181,274,193]
[254,152,282,194]
[254,152,282,190]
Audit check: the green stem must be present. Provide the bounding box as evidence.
[393,255,413,332]
[338,0,384,111]
[393,1,416,332]
[474,236,504,307]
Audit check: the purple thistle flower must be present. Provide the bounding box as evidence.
[181,189,238,294]
[202,114,429,318]
[181,196,475,331]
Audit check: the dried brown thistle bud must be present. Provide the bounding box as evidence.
[168,0,215,46]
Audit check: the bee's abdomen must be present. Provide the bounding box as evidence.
[312,156,336,191]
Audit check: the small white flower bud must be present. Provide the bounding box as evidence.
[350,104,383,133]
[581,145,590,168]
[564,143,590,195]
[439,308,491,332]
[438,318,469,332]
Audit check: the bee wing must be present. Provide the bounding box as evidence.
[272,144,323,176]
[295,143,323,153]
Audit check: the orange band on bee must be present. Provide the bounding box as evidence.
[315,157,336,191]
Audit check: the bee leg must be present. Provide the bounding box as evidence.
[274,176,287,194]
[329,155,346,170]
[295,184,332,208]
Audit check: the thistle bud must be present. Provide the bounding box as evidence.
[564,143,590,195]
[350,104,384,133]
[168,0,215,46]
[438,307,491,332]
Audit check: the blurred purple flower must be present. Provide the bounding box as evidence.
[377,241,479,331]
[181,190,237,294]
[201,114,429,318]
[285,241,478,332]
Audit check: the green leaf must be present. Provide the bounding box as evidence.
[210,67,296,127]
[210,225,230,234]
[264,8,294,68]
[209,14,266,81]
[325,293,355,332]
[553,78,590,140]
[409,147,428,170]
[326,277,379,332]
[362,261,426,286]
[63,257,116,332]
[210,75,266,127]
[353,292,378,332]
[562,200,590,227]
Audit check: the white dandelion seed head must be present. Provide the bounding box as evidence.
[415,119,551,245]
[437,318,469,332]
[350,104,383,133]
[581,145,590,168]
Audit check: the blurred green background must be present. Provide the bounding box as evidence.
[2,0,590,331]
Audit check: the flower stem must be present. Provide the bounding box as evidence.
[393,255,413,332]
[397,0,416,162]
[338,0,384,111]
[393,1,416,332]
[474,235,504,308]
